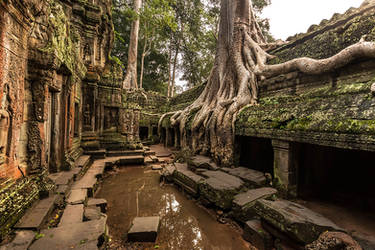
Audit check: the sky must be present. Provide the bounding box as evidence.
[261,0,363,40]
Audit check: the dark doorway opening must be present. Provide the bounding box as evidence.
[74,102,79,137]
[161,128,166,145]
[167,128,175,147]
[296,143,375,211]
[140,126,149,140]
[236,136,274,177]
[152,126,158,136]
[175,128,181,149]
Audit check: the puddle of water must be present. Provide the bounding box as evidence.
[96,166,250,250]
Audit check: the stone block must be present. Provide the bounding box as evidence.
[0,230,35,250]
[127,217,160,242]
[87,198,107,213]
[188,155,219,171]
[221,167,266,187]
[66,189,87,205]
[173,163,204,196]
[84,207,103,221]
[243,220,273,250]
[58,204,84,227]
[253,199,343,244]
[233,187,277,222]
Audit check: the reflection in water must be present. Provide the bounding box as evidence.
[97,167,250,250]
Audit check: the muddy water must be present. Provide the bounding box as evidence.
[96,166,251,250]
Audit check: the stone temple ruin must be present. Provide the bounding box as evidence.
[0,0,375,249]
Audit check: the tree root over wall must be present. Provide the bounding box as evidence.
[159,0,375,167]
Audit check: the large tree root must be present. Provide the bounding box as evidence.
[159,1,375,167]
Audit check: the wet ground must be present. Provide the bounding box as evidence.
[96,166,251,250]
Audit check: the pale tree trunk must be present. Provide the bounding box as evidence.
[167,44,173,98]
[170,43,179,98]
[160,0,375,167]
[123,0,142,90]
[139,27,153,89]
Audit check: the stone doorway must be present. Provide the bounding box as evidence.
[235,136,274,177]
[45,91,57,173]
[104,107,119,131]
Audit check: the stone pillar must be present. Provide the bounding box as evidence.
[272,140,297,197]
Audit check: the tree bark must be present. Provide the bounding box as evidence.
[160,0,375,167]
[123,0,142,90]
[170,43,179,98]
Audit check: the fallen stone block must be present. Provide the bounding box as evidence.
[55,184,69,195]
[253,199,343,244]
[66,189,87,205]
[84,207,103,221]
[71,173,97,197]
[58,204,84,227]
[188,155,219,171]
[29,217,108,250]
[87,198,107,213]
[127,216,160,242]
[306,231,362,250]
[152,165,163,170]
[232,187,277,222]
[161,164,176,182]
[243,220,273,250]
[0,230,35,250]
[221,167,266,187]
[199,170,245,210]
[173,163,204,196]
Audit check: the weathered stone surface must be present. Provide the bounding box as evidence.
[106,149,144,157]
[67,189,87,205]
[253,199,343,244]
[173,163,204,196]
[161,164,176,182]
[29,217,107,250]
[221,167,266,187]
[199,170,245,210]
[58,204,84,227]
[84,150,106,160]
[243,220,273,250]
[128,217,160,242]
[87,198,107,213]
[54,171,75,186]
[151,165,163,170]
[15,195,58,230]
[0,230,35,250]
[233,187,277,222]
[371,83,375,96]
[84,207,103,221]
[87,162,105,179]
[352,231,375,250]
[55,184,69,195]
[305,231,362,250]
[188,155,219,171]
[75,155,92,168]
[71,173,97,197]
[117,155,145,165]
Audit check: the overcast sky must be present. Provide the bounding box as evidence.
[261,0,363,40]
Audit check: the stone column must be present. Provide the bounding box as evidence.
[272,140,297,197]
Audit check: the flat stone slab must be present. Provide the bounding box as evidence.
[54,171,75,186]
[117,155,145,165]
[75,155,91,168]
[29,217,107,250]
[0,230,35,250]
[199,170,245,210]
[253,199,344,244]
[151,165,163,170]
[55,184,69,195]
[71,172,97,197]
[67,189,87,205]
[243,220,273,250]
[87,162,105,178]
[58,204,84,227]
[128,216,160,242]
[106,149,144,157]
[173,163,204,196]
[233,187,277,222]
[221,167,266,187]
[87,198,107,213]
[15,195,58,230]
[189,155,219,170]
[84,207,103,221]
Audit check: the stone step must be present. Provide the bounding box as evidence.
[173,163,204,197]
[84,207,103,221]
[75,155,92,169]
[144,157,154,164]
[0,230,35,250]
[87,198,107,213]
[29,217,108,250]
[66,189,87,205]
[144,150,156,156]
[15,195,59,230]
[243,220,273,250]
[232,187,278,222]
[55,184,69,195]
[188,155,219,171]
[199,170,245,210]
[127,216,160,242]
[221,167,266,187]
[253,199,344,244]
[117,155,145,166]
[58,204,84,227]
[71,173,98,197]
[106,149,144,157]
[84,149,106,159]
[149,155,158,163]
[87,162,105,179]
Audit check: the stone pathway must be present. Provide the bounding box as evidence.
[2,147,152,250]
